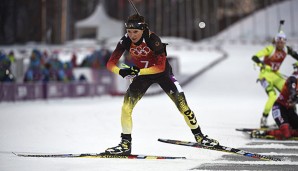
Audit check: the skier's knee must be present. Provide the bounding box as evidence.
[260,79,274,94]
[267,89,277,98]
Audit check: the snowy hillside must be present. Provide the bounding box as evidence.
[215,0,298,41]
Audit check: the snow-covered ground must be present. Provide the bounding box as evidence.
[0,40,297,171]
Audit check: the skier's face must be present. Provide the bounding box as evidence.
[275,37,286,50]
[275,40,285,50]
[127,29,143,43]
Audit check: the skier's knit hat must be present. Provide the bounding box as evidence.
[275,31,287,43]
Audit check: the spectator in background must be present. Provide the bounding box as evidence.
[7,51,15,63]
[42,63,52,82]
[91,51,101,69]
[100,48,111,67]
[47,52,67,82]
[24,49,43,82]
[64,62,75,82]
[42,50,50,65]
[71,53,78,68]
[7,50,16,80]
[0,51,14,82]
[80,55,92,68]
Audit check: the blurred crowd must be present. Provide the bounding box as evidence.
[0,48,112,83]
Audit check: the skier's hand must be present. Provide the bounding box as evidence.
[119,66,140,79]
[252,56,267,71]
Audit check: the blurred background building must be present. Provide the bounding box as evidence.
[0,0,291,45]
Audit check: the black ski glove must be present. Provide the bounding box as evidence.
[119,66,140,78]
[252,56,268,70]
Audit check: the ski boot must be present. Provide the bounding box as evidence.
[260,115,268,128]
[194,133,219,147]
[250,130,269,138]
[105,134,132,155]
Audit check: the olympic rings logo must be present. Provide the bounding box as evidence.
[275,52,284,59]
[130,46,151,56]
